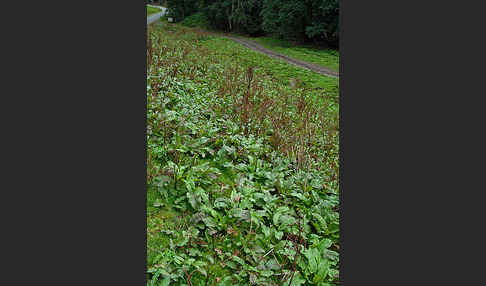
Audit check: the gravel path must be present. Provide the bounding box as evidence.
[225,36,339,78]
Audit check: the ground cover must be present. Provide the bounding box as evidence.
[247,37,339,72]
[146,23,339,286]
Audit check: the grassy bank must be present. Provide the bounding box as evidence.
[179,13,339,72]
[248,37,339,72]
[147,22,339,286]
[147,6,161,17]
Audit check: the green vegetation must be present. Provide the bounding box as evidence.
[203,37,338,100]
[147,22,339,286]
[165,1,339,72]
[147,6,161,16]
[247,37,339,72]
[166,0,339,46]
[180,12,210,29]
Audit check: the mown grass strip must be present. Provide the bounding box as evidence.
[247,36,339,72]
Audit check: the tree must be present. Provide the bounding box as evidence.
[166,0,201,22]
[261,0,338,45]
[306,0,339,45]
[233,0,264,35]
[203,0,263,35]
[166,0,339,46]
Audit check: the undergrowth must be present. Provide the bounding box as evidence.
[147,23,339,286]
[181,12,210,29]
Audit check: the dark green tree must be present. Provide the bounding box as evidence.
[166,0,339,46]
[166,0,201,22]
[203,0,263,34]
[306,0,339,45]
[261,0,338,45]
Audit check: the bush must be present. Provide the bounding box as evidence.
[181,12,210,28]
[165,0,201,22]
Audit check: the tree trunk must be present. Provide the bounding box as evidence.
[231,0,235,31]
[182,0,185,19]
[227,7,232,31]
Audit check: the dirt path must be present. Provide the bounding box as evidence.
[224,36,339,78]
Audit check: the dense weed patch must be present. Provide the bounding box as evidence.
[147,24,339,286]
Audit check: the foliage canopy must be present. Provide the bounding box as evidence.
[166,0,339,46]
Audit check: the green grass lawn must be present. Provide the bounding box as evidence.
[147,6,160,17]
[147,23,339,286]
[247,37,340,72]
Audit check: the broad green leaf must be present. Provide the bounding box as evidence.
[151,269,162,284]
[202,217,216,228]
[173,255,184,265]
[176,236,188,247]
[280,214,296,226]
[313,260,329,284]
[232,256,245,265]
[289,272,306,286]
[304,247,320,274]
[205,254,214,264]
[187,192,198,209]
[318,239,333,251]
[153,199,163,208]
[260,270,273,277]
[197,267,208,277]
[262,224,271,238]
[266,259,281,270]
[290,192,307,202]
[225,260,237,269]
[273,211,282,226]
[160,276,170,286]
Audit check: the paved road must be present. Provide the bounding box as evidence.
[147,6,166,25]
